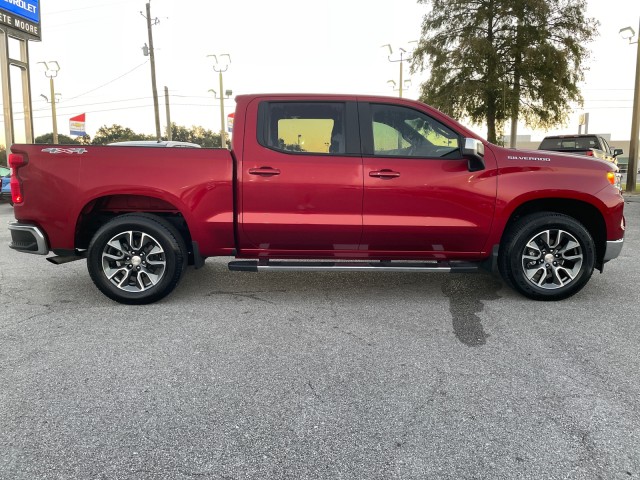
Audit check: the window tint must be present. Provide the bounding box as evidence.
[370,104,460,158]
[265,102,345,154]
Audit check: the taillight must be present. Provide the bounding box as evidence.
[8,153,26,168]
[8,153,26,204]
[586,150,594,156]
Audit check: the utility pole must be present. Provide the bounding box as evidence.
[164,86,172,140]
[141,2,161,141]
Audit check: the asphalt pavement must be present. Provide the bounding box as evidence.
[1,199,639,479]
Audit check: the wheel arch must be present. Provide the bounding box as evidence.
[501,198,606,271]
[74,194,196,264]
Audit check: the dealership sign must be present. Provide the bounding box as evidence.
[0,0,41,40]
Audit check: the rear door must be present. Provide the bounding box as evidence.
[359,102,497,255]
[239,99,363,252]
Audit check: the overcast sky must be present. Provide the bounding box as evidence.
[1,0,639,145]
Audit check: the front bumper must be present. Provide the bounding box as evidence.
[603,238,624,262]
[8,222,49,255]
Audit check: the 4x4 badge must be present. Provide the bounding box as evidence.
[41,148,88,155]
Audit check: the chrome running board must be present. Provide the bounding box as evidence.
[228,260,480,273]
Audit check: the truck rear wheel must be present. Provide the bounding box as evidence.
[498,212,595,301]
[87,213,187,304]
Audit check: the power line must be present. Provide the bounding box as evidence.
[6,94,231,114]
[65,61,149,101]
[5,102,230,122]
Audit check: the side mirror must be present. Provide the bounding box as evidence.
[613,148,623,157]
[462,138,485,172]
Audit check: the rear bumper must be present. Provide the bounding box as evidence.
[603,238,624,262]
[8,222,49,255]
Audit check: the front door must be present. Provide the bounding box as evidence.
[360,102,497,256]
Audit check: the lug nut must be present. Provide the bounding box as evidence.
[136,266,141,271]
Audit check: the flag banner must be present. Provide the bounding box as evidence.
[70,113,86,136]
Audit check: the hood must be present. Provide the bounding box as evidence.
[495,147,617,171]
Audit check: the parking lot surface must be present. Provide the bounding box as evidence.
[1,199,639,479]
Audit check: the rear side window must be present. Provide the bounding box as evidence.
[262,102,346,154]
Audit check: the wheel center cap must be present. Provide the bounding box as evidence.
[131,256,142,266]
[544,253,555,264]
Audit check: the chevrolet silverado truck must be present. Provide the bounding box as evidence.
[7,94,625,304]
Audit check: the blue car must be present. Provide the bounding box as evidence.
[1,166,11,204]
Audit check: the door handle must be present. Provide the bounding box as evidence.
[369,169,400,179]
[249,167,281,177]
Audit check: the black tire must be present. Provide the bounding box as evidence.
[87,213,187,304]
[498,212,595,301]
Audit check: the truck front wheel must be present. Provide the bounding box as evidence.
[87,213,187,304]
[498,212,595,301]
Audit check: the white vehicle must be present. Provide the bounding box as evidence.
[108,141,202,148]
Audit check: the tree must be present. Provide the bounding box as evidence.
[169,123,228,148]
[76,135,93,145]
[411,0,598,143]
[34,123,229,148]
[91,125,156,145]
[34,133,81,144]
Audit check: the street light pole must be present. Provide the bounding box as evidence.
[164,86,172,141]
[628,20,640,193]
[208,54,231,148]
[38,61,60,144]
[219,69,225,146]
[382,42,417,98]
[387,79,412,96]
[49,75,58,144]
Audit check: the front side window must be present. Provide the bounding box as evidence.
[264,102,345,154]
[370,104,460,158]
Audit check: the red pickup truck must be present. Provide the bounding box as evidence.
[7,94,625,304]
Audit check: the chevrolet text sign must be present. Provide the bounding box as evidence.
[0,0,40,40]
